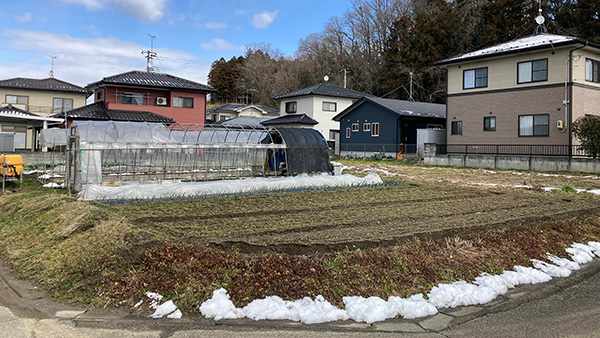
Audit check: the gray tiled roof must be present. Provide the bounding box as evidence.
[0,104,40,117]
[435,33,588,66]
[261,114,318,126]
[52,101,174,123]
[333,97,446,121]
[213,116,271,128]
[208,103,279,115]
[87,71,215,92]
[0,77,88,94]
[273,83,371,100]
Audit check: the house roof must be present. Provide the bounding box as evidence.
[261,114,318,126]
[213,116,272,128]
[273,83,371,100]
[0,104,63,124]
[435,33,595,66]
[0,77,88,94]
[333,97,446,121]
[86,71,215,92]
[208,103,279,116]
[51,101,174,124]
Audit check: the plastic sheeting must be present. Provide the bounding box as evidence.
[39,128,68,146]
[80,173,383,201]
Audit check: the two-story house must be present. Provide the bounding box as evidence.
[0,77,88,150]
[273,83,370,141]
[84,71,215,125]
[435,33,600,151]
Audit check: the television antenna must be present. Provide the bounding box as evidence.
[48,55,57,77]
[142,34,157,72]
[323,75,329,82]
[534,0,547,34]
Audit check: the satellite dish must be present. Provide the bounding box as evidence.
[324,75,329,82]
[535,15,545,25]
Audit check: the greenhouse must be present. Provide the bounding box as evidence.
[65,121,332,192]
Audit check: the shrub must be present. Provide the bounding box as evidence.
[572,115,600,158]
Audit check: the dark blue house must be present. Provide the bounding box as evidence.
[332,97,445,157]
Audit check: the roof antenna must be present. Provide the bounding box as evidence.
[408,72,415,101]
[142,34,157,72]
[534,0,547,34]
[48,55,56,78]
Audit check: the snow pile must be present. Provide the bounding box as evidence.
[144,292,182,319]
[80,173,383,201]
[343,294,437,324]
[43,182,64,189]
[199,289,242,320]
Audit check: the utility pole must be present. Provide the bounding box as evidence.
[341,68,350,88]
[142,34,157,72]
[48,55,57,78]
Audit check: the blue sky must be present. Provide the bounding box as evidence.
[0,0,351,87]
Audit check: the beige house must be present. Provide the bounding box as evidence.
[0,77,88,150]
[206,103,279,123]
[273,84,369,141]
[435,33,600,151]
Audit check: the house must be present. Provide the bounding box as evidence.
[435,33,600,152]
[0,77,88,150]
[51,101,174,126]
[0,105,63,150]
[261,114,319,128]
[85,71,214,125]
[207,103,279,123]
[333,97,445,157]
[273,83,370,141]
[0,77,88,117]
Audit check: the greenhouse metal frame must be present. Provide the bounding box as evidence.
[66,121,304,191]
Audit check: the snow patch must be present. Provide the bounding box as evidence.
[145,292,181,319]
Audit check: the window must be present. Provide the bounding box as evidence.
[52,98,73,113]
[519,114,549,136]
[586,58,600,83]
[363,123,370,131]
[518,59,548,83]
[2,126,26,148]
[463,67,487,89]
[121,92,143,105]
[451,121,463,135]
[96,91,103,100]
[484,116,496,131]
[371,123,379,137]
[6,95,28,106]
[285,102,297,113]
[173,96,194,108]
[219,115,230,121]
[346,128,351,138]
[322,101,337,112]
[352,123,359,132]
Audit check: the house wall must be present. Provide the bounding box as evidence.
[447,86,568,145]
[0,88,87,117]
[98,86,207,125]
[339,102,399,146]
[278,95,358,140]
[447,47,571,95]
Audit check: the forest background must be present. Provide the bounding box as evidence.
[207,0,600,107]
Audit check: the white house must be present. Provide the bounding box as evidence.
[273,83,370,141]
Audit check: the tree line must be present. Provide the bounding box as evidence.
[208,0,600,107]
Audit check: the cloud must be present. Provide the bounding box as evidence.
[0,29,210,86]
[200,38,245,52]
[252,10,278,29]
[14,12,33,23]
[55,0,167,22]
[199,22,228,30]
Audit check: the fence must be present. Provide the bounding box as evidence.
[437,144,594,157]
[339,143,418,159]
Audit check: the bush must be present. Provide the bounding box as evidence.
[572,115,600,158]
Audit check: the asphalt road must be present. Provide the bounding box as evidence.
[1,263,599,337]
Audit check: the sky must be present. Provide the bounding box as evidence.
[0,0,351,88]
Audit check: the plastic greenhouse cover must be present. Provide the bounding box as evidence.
[40,128,68,146]
[72,121,279,149]
[79,173,383,201]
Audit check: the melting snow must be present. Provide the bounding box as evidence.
[196,242,600,325]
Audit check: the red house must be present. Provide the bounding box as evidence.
[85,71,215,125]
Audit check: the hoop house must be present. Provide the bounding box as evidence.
[68,121,331,191]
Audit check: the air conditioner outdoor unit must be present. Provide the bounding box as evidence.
[156,97,167,106]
